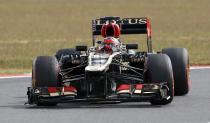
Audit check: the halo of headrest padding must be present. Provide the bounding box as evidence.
[101,23,120,38]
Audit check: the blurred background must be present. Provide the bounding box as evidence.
[0,0,209,73]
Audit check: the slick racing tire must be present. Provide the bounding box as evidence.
[55,48,80,61]
[32,56,60,106]
[162,48,190,95]
[147,54,174,105]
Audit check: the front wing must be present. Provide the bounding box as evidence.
[27,82,170,104]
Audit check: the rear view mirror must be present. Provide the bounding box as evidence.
[126,44,138,50]
[76,45,87,51]
[96,40,102,44]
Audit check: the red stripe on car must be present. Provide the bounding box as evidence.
[48,87,57,93]
[136,84,143,89]
[117,84,131,91]
[64,86,77,92]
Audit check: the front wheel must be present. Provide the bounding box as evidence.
[32,56,60,106]
[146,54,174,105]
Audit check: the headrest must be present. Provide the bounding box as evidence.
[101,23,120,38]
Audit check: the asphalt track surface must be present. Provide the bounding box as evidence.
[0,68,210,123]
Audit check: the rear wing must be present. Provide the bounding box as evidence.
[92,17,152,52]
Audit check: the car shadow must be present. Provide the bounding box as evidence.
[0,97,165,110]
[11,102,162,109]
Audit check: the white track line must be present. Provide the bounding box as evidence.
[0,66,209,79]
[0,75,31,79]
[190,66,210,70]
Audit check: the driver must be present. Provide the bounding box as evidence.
[98,37,120,53]
[97,22,121,53]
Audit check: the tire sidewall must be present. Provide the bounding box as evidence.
[33,56,60,87]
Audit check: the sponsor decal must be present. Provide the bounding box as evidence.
[121,62,129,70]
[94,18,147,25]
[134,89,142,94]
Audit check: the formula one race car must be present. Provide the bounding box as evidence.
[27,17,190,106]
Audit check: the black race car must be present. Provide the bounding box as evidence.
[27,17,190,106]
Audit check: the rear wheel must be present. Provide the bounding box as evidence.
[162,48,190,95]
[55,48,85,96]
[55,48,80,61]
[147,54,174,105]
[32,56,60,106]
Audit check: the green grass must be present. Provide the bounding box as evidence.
[0,0,210,73]
[0,68,30,74]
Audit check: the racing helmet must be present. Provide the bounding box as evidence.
[101,22,121,38]
[99,37,120,53]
